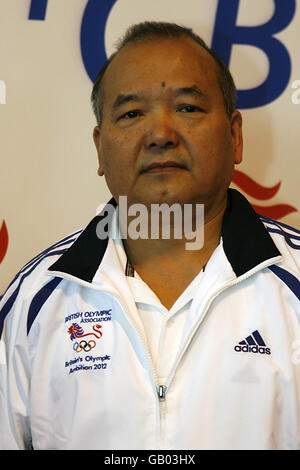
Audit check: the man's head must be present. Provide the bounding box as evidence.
[91,22,236,127]
[92,21,243,220]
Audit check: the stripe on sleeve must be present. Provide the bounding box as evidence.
[261,216,300,250]
[269,265,300,301]
[27,277,63,334]
[0,249,67,338]
[5,232,81,292]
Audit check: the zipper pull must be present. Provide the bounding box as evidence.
[157,385,167,401]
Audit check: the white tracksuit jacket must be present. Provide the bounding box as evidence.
[0,189,300,450]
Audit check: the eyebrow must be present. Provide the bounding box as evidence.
[112,85,207,111]
[112,93,140,110]
[174,85,207,100]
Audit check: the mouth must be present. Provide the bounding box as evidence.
[142,160,186,174]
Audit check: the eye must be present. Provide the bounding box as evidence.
[177,105,204,113]
[119,110,142,120]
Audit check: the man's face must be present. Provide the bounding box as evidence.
[93,36,242,218]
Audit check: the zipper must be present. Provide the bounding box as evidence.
[92,285,168,446]
[157,385,167,400]
[157,385,167,449]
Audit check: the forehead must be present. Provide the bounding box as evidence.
[101,36,221,105]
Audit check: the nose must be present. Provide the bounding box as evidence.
[144,112,179,151]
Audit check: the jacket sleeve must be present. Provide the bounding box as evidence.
[0,279,32,450]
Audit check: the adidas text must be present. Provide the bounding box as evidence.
[234,345,271,354]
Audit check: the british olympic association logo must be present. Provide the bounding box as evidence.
[68,322,103,353]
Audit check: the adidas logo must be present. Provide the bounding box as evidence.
[234,330,271,355]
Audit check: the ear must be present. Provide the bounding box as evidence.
[93,126,105,176]
[230,110,243,165]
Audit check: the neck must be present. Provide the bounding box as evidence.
[121,198,227,272]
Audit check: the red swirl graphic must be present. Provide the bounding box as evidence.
[232,170,281,200]
[251,203,297,219]
[232,169,297,220]
[0,220,9,264]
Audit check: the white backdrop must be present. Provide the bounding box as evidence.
[1,0,300,294]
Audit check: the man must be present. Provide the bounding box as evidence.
[0,22,299,450]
